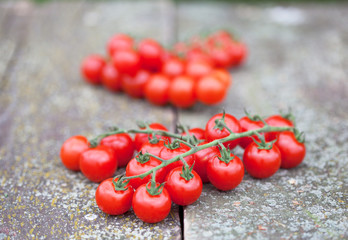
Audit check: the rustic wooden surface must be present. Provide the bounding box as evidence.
[1,1,348,240]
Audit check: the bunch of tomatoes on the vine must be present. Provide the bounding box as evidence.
[80,30,247,108]
[60,111,306,223]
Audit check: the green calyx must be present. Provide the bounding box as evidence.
[281,108,296,126]
[218,143,235,164]
[164,140,182,150]
[293,128,305,143]
[180,163,195,181]
[252,133,275,150]
[112,176,130,191]
[136,151,151,164]
[244,109,267,125]
[146,181,165,196]
[214,110,227,131]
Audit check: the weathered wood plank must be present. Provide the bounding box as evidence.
[177,3,348,239]
[0,1,180,239]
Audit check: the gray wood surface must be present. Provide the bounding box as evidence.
[1,1,347,240]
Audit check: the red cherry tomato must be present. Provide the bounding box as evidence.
[121,69,151,98]
[239,116,264,149]
[99,133,135,168]
[275,131,306,169]
[125,156,166,189]
[186,59,213,81]
[144,74,170,106]
[205,113,241,150]
[181,128,206,141]
[95,178,134,215]
[107,34,133,56]
[196,75,227,105]
[159,144,195,175]
[132,182,172,223]
[112,49,140,76]
[229,42,247,66]
[81,55,106,85]
[165,167,202,206]
[79,146,117,182]
[208,46,232,68]
[265,115,294,141]
[243,142,281,179]
[211,69,232,88]
[207,153,244,191]
[138,39,164,72]
[134,123,169,151]
[169,75,196,108]
[193,142,220,183]
[101,64,122,92]
[60,136,89,171]
[140,140,167,157]
[161,57,185,79]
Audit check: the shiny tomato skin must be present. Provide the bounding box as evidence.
[196,75,227,105]
[144,74,171,106]
[275,131,306,169]
[229,42,248,66]
[265,115,294,141]
[81,55,106,85]
[101,64,122,92]
[211,69,232,88]
[159,144,195,175]
[185,60,213,81]
[165,167,202,206]
[207,154,244,191]
[95,178,134,215]
[125,157,166,189]
[79,146,117,182]
[161,57,185,79]
[239,116,264,149]
[208,46,232,68]
[121,69,151,98]
[99,133,135,168]
[60,136,89,171]
[132,183,172,223]
[138,39,164,72]
[169,75,196,108]
[140,140,167,157]
[205,113,241,150]
[134,123,169,151]
[107,34,133,56]
[243,142,281,179]
[193,142,220,183]
[112,49,140,76]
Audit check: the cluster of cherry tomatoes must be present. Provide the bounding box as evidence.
[60,111,305,223]
[80,30,247,108]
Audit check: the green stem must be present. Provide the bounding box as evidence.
[122,125,294,181]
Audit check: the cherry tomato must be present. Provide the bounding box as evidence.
[159,143,195,175]
[81,55,106,85]
[165,167,202,206]
[265,115,294,141]
[239,116,264,149]
[134,122,169,151]
[186,59,213,81]
[181,128,206,141]
[208,46,232,68]
[107,34,133,56]
[121,69,151,98]
[211,69,232,88]
[95,178,134,215]
[161,57,185,79]
[138,39,164,72]
[132,182,172,223]
[125,156,166,189]
[275,131,306,169]
[144,74,170,106]
[228,42,247,66]
[193,142,220,183]
[169,75,196,108]
[196,75,227,105]
[60,136,89,171]
[207,153,244,191]
[112,49,140,76]
[79,146,117,182]
[243,142,281,179]
[101,64,122,92]
[186,49,213,66]
[140,140,167,157]
[99,133,135,168]
[205,113,241,150]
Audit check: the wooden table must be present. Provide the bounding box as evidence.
[1,1,347,239]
